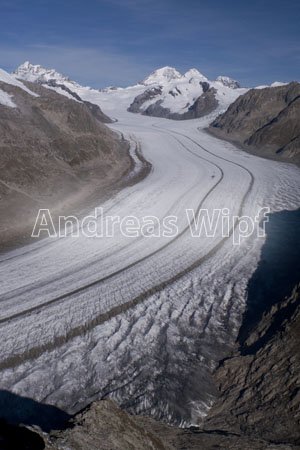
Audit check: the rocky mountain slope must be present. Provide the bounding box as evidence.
[0,68,131,250]
[209,81,300,165]
[41,398,294,450]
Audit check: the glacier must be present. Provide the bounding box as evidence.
[0,66,300,426]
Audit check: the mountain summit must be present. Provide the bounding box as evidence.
[141,66,182,85]
[14,61,80,87]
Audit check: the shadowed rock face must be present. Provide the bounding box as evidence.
[209,81,300,165]
[0,390,69,450]
[0,390,70,432]
[0,420,46,450]
[127,86,163,113]
[182,87,218,119]
[0,80,131,250]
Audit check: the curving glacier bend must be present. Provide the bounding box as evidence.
[0,87,300,426]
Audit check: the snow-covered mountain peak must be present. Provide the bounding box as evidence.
[141,66,182,86]
[14,61,78,86]
[215,76,241,89]
[184,68,208,81]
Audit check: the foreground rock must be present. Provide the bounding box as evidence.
[42,399,289,450]
[209,82,300,165]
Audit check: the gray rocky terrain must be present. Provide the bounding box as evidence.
[209,82,300,165]
[0,80,132,251]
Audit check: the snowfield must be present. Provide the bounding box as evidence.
[0,78,300,426]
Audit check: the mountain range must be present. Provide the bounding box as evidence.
[1,61,299,176]
[14,62,248,120]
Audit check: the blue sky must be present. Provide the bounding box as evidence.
[0,0,299,87]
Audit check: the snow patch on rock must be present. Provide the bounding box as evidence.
[0,89,16,108]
